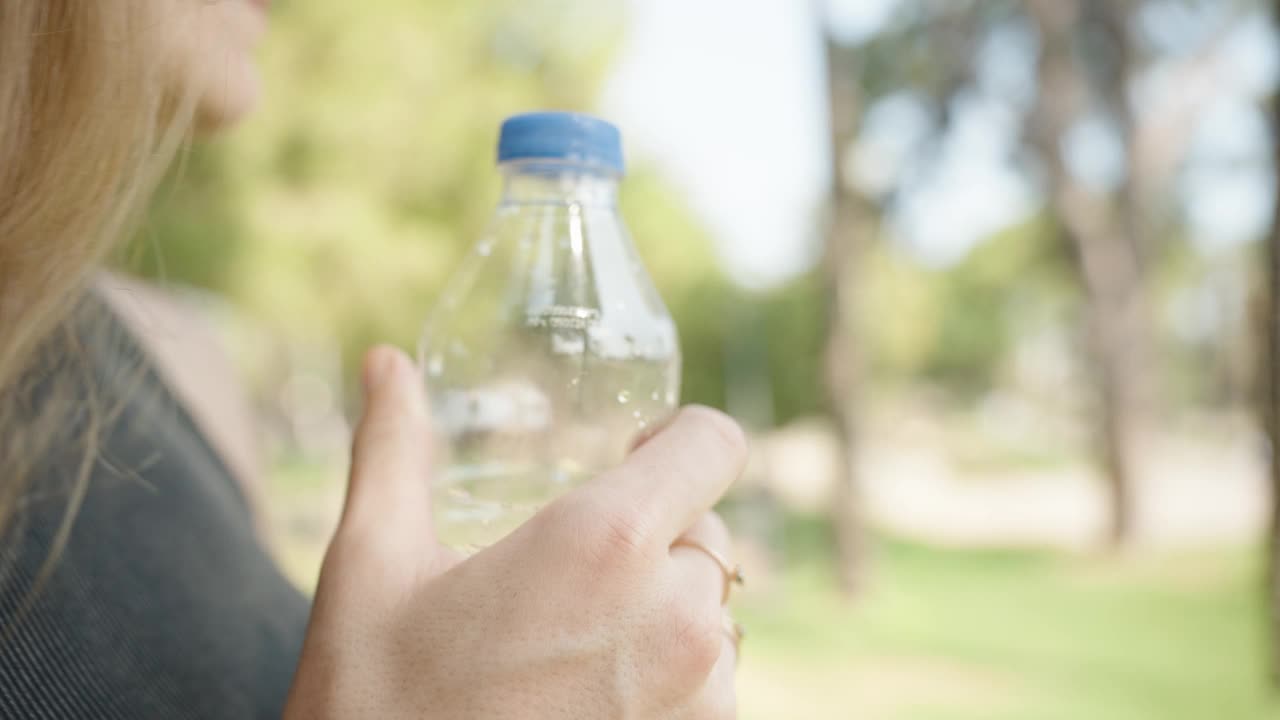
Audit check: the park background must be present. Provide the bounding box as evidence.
[126,0,1280,717]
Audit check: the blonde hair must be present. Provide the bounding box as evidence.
[0,3,196,578]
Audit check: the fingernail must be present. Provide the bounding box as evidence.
[363,349,395,392]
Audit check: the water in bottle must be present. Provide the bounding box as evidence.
[419,111,680,551]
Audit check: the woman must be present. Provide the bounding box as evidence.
[0,2,745,718]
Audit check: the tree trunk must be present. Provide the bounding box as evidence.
[1028,0,1143,548]
[822,33,868,596]
[1090,0,1150,549]
[1265,0,1280,682]
[1267,148,1280,690]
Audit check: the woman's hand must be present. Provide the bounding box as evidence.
[284,346,746,719]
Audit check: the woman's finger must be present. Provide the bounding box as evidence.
[701,631,739,717]
[340,346,436,548]
[669,512,737,608]
[597,406,748,543]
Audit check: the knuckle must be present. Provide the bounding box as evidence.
[663,597,722,679]
[543,490,654,567]
[590,502,653,562]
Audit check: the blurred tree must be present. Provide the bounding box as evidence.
[134,0,620,353]
[617,173,739,412]
[907,219,1077,393]
[1266,0,1280,686]
[1026,0,1148,548]
[818,0,998,593]
[127,143,248,291]
[840,0,1239,550]
[128,0,738,418]
[821,24,871,596]
[757,276,827,423]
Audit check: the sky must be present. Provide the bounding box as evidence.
[603,0,832,287]
[603,0,1279,289]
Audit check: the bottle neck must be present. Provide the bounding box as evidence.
[500,161,620,207]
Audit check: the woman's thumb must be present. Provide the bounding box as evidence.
[339,345,436,548]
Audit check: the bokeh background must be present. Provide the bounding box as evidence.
[124,0,1280,717]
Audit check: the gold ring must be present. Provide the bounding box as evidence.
[722,613,745,654]
[671,538,745,604]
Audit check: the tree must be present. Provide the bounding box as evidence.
[1026,0,1147,547]
[131,0,714,385]
[820,18,871,597]
[816,0,993,593]
[1266,0,1280,687]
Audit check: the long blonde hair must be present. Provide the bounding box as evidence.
[0,3,195,574]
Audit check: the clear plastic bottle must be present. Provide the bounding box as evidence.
[419,112,680,551]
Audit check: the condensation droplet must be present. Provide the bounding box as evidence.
[616,390,631,405]
[427,354,444,377]
[650,390,660,401]
[665,390,677,405]
[476,242,493,257]
[568,376,581,389]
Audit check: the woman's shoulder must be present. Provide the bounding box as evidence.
[0,277,309,720]
[95,273,265,517]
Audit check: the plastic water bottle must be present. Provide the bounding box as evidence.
[419,112,681,551]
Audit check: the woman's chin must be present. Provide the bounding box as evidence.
[193,65,261,134]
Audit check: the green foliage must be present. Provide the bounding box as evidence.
[863,218,1079,397]
[1148,233,1260,410]
[128,144,248,291]
[757,275,829,422]
[127,0,1224,424]
[861,244,946,381]
[130,0,829,420]
[131,0,644,378]
[619,171,735,411]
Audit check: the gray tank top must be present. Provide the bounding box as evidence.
[0,297,308,718]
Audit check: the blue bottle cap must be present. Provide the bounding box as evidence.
[497,111,625,175]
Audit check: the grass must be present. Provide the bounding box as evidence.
[265,458,1279,719]
[733,515,1279,720]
